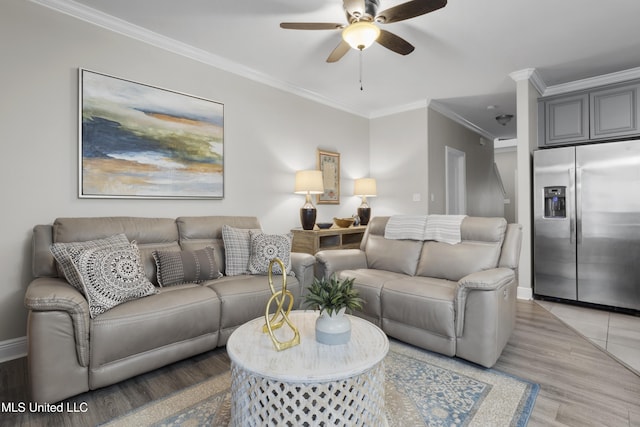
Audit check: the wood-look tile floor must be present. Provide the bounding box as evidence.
[495,300,640,427]
[536,299,640,375]
[1,300,639,426]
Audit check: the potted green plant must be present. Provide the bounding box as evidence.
[303,274,364,345]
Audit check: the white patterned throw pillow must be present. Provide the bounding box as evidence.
[50,234,131,292]
[76,242,158,318]
[248,231,293,275]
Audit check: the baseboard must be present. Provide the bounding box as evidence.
[0,336,27,363]
[517,286,533,300]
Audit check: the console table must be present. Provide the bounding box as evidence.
[227,311,389,426]
[291,225,367,255]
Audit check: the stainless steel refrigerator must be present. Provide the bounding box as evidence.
[533,140,640,310]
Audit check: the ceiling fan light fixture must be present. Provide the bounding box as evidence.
[495,114,514,126]
[342,21,380,50]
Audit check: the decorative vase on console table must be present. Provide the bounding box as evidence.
[294,170,325,230]
[354,178,377,226]
[303,275,364,345]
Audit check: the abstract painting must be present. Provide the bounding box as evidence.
[79,69,224,199]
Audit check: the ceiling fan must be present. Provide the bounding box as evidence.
[280,0,447,63]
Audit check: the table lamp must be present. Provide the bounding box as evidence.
[294,170,324,230]
[354,178,377,226]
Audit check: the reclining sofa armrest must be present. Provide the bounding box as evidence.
[315,249,368,280]
[25,277,90,367]
[291,251,316,289]
[455,268,515,337]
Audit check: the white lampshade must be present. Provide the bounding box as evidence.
[294,170,324,195]
[354,178,377,197]
[342,21,380,50]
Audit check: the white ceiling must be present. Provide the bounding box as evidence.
[40,0,640,140]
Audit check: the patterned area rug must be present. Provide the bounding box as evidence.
[104,340,538,426]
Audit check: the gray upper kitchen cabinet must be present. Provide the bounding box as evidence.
[538,80,640,147]
[539,93,589,146]
[590,83,640,140]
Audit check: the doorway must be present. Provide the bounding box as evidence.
[445,146,466,214]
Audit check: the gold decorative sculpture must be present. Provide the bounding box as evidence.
[263,258,300,351]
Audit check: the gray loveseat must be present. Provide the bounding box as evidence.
[315,216,522,368]
[24,216,315,403]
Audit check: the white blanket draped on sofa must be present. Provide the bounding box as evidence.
[384,214,467,244]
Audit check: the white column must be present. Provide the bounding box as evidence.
[509,69,544,299]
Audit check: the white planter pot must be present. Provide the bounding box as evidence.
[315,308,351,345]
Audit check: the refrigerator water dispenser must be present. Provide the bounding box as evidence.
[544,186,566,218]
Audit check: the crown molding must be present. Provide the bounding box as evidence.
[367,99,497,141]
[369,99,428,119]
[494,138,518,153]
[509,66,640,98]
[510,68,546,95]
[543,66,640,97]
[29,0,369,118]
[429,101,496,141]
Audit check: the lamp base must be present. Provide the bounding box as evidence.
[300,207,317,230]
[357,207,371,226]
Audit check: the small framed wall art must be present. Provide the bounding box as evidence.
[317,150,340,204]
[79,69,224,199]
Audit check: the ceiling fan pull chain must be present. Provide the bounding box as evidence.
[359,49,364,91]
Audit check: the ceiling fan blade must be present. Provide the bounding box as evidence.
[280,22,344,30]
[376,29,415,55]
[376,0,446,24]
[326,40,351,63]
[343,0,366,19]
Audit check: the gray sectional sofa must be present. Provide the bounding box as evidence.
[24,214,520,404]
[315,216,523,368]
[24,216,315,403]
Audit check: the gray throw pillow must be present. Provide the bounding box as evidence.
[222,225,261,276]
[248,231,293,275]
[76,242,158,318]
[152,247,222,287]
[50,234,130,292]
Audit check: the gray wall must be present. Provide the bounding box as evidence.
[0,0,369,344]
[369,107,429,215]
[494,147,517,223]
[369,106,504,218]
[427,109,504,217]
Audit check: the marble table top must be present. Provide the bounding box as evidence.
[227,310,389,383]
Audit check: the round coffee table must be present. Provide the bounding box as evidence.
[226,310,389,426]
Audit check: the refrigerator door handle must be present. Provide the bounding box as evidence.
[569,167,576,244]
[575,167,582,244]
